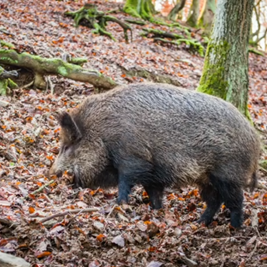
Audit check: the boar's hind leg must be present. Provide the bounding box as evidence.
[144,185,164,209]
[209,173,244,228]
[198,183,223,226]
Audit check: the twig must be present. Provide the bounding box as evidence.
[39,207,100,223]
[0,218,18,228]
[248,240,258,261]
[22,80,34,89]
[46,76,55,94]
[181,256,198,267]
[31,180,55,196]
[106,204,118,219]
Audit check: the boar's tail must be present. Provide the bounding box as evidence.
[249,172,258,193]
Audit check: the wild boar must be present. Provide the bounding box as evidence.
[50,83,260,228]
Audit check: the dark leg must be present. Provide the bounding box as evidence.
[209,173,244,228]
[197,183,223,226]
[117,178,133,204]
[116,157,153,205]
[144,185,164,209]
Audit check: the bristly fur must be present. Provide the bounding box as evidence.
[50,83,261,228]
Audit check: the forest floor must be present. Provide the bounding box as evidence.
[0,0,267,266]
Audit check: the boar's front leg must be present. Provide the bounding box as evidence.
[144,185,164,209]
[117,178,133,204]
[116,158,153,205]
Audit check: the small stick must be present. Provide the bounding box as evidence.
[39,207,100,223]
[248,240,258,261]
[31,180,55,196]
[106,204,118,219]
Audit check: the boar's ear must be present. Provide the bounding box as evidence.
[54,111,82,142]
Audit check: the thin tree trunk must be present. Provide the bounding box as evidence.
[198,0,216,34]
[197,0,255,118]
[167,0,186,21]
[186,0,200,27]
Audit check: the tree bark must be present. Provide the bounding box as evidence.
[167,0,186,21]
[123,0,156,21]
[186,0,200,27]
[198,0,216,34]
[197,0,254,118]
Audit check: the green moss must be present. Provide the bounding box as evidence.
[8,78,18,89]
[58,66,68,76]
[0,79,8,95]
[0,56,18,64]
[0,40,15,49]
[123,0,142,18]
[197,40,230,99]
[123,0,154,21]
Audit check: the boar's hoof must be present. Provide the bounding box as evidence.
[117,198,128,205]
[196,216,214,226]
[229,211,243,229]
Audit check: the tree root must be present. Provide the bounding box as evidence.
[118,65,182,87]
[141,28,204,56]
[65,4,132,43]
[0,65,18,95]
[0,49,117,93]
[249,47,265,57]
[125,19,147,25]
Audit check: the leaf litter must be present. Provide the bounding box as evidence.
[0,0,267,266]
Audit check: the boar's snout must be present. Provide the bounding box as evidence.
[49,164,63,178]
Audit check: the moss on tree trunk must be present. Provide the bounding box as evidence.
[186,0,200,27]
[197,0,254,119]
[123,0,156,21]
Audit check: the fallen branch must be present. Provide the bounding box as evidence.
[39,207,100,224]
[0,49,118,90]
[118,65,182,87]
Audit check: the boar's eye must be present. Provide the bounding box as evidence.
[59,144,70,154]
[63,145,70,152]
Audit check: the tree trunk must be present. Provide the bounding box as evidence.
[123,0,155,20]
[197,0,254,118]
[198,0,216,34]
[167,0,186,21]
[186,0,200,27]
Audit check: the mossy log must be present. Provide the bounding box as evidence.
[0,49,117,92]
[141,28,204,56]
[65,4,132,43]
[0,65,18,95]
